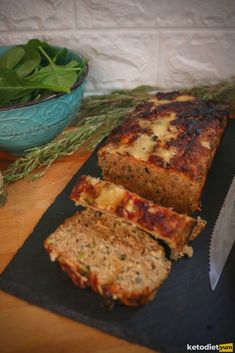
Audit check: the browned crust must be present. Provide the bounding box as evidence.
[70,176,206,259]
[101,94,228,181]
[190,217,207,240]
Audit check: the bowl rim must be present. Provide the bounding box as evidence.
[0,47,89,112]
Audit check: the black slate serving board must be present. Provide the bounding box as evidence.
[1,120,235,353]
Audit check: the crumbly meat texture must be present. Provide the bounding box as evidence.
[98,92,228,214]
[71,175,206,259]
[44,208,171,307]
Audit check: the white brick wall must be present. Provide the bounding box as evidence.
[0,0,235,93]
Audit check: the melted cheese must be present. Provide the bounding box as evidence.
[149,94,194,106]
[152,113,177,142]
[148,206,156,214]
[154,147,176,164]
[175,95,195,102]
[125,199,137,213]
[139,113,178,163]
[112,132,176,164]
[112,134,155,161]
[110,113,178,164]
[149,98,172,106]
[95,184,125,210]
[138,113,177,163]
[138,112,177,143]
[88,177,99,185]
[201,140,211,149]
[108,105,183,164]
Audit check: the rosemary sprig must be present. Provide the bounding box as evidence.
[0,171,7,207]
[77,85,156,120]
[181,77,235,113]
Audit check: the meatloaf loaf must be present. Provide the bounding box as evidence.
[71,175,206,259]
[44,208,171,307]
[98,92,228,214]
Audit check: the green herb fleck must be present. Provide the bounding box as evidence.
[80,265,90,277]
[91,239,97,249]
[77,251,85,259]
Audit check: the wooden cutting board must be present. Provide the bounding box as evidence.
[0,149,154,353]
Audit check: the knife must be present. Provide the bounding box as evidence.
[209,175,235,291]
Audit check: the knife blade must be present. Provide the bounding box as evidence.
[209,175,235,291]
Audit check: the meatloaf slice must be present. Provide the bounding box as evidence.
[44,208,171,307]
[71,175,206,260]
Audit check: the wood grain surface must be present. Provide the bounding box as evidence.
[0,149,154,353]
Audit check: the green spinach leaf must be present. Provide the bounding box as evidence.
[0,67,70,106]
[52,48,68,65]
[36,46,78,88]
[0,39,88,107]
[10,92,34,105]
[64,59,81,68]
[16,48,41,78]
[26,39,59,64]
[0,46,25,69]
[0,67,32,105]
[37,65,77,89]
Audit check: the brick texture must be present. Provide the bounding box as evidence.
[0,0,235,92]
[0,0,75,31]
[76,0,235,28]
[159,31,235,89]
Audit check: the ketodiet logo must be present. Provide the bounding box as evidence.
[186,343,233,352]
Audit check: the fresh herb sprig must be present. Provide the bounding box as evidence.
[0,39,88,107]
[0,171,7,207]
[182,77,235,114]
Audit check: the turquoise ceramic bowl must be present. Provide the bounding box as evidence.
[0,46,88,155]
